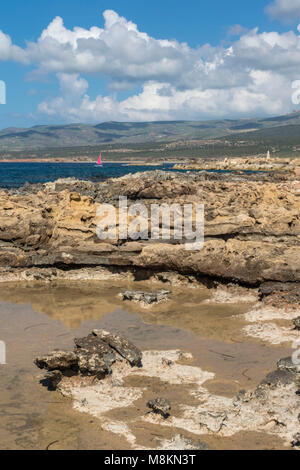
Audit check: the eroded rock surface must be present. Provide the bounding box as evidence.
[35,332,300,449]
[34,330,143,387]
[34,351,78,372]
[92,329,142,367]
[0,170,299,288]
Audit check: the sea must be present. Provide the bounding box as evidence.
[0,162,184,189]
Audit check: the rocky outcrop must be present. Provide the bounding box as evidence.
[174,156,300,174]
[34,330,143,388]
[1,170,300,286]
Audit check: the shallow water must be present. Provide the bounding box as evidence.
[0,281,291,449]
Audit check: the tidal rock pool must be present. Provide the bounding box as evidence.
[0,280,297,450]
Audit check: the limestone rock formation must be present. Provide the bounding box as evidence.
[0,170,299,287]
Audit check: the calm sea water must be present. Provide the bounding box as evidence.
[0,162,182,189]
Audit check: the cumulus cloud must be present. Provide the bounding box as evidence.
[266,0,300,21]
[0,31,26,62]
[1,9,300,121]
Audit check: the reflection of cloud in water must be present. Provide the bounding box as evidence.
[0,281,251,340]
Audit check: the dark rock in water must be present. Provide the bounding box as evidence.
[34,330,143,385]
[147,397,171,419]
[258,369,296,391]
[74,334,116,376]
[121,290,170,305]
[293,317,300,330]
[34,351,78,371]
[74,334,116,372]
[291,433,300,448]
[259,282,300,303]
[92,329,143,367]
[277,357,299,374]
[44,370,63,390]
[76,349,112,377]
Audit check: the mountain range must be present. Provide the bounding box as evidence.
[2,112,300,151]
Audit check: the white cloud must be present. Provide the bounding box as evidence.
[0,31,26,62]
[38,72,289,122]
[228,25,249,36]
[266,0,300,21]
[1,9,300,121]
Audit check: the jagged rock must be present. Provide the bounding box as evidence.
[34,351,78,371]
[147,397,171,419]
[291,433,300,448]
[92,329,142,367]
[120,290,170,305]
[277,357,300,374]
[293,317,300,330]
[44,370,63,390]
[76,350,112,377]
[35,330,143,385]
[74,334,116,376]
[259,369,297,391]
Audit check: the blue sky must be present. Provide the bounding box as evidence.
[1,0,300,128]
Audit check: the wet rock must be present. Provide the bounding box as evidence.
[277,357,300,374]
[34,351,78,371]
[293,317,300,330]
[44,370,63,390]
[259,369,297,390]
[291,433,300,448]
[92,329,142,367]
[120,290,170,305]
[147,397,171,419]
[259,282,300,303]
[76,350,112,378]
[35,330,143,385]
[74,334,116,376]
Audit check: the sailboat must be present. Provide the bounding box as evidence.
[96,153,103,167]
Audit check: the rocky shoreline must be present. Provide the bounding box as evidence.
[174,156,300,175]
[34,328,299,450]
[0,169,299,287]
[1,168,299,449]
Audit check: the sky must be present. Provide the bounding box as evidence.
[1,0,300,128]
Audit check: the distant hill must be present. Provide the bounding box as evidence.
[2,112,300,151]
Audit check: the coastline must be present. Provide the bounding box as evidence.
[0,166,299,450]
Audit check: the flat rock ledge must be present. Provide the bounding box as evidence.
[34,329,142,389]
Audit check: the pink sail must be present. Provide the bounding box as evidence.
[97,154,102,166]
